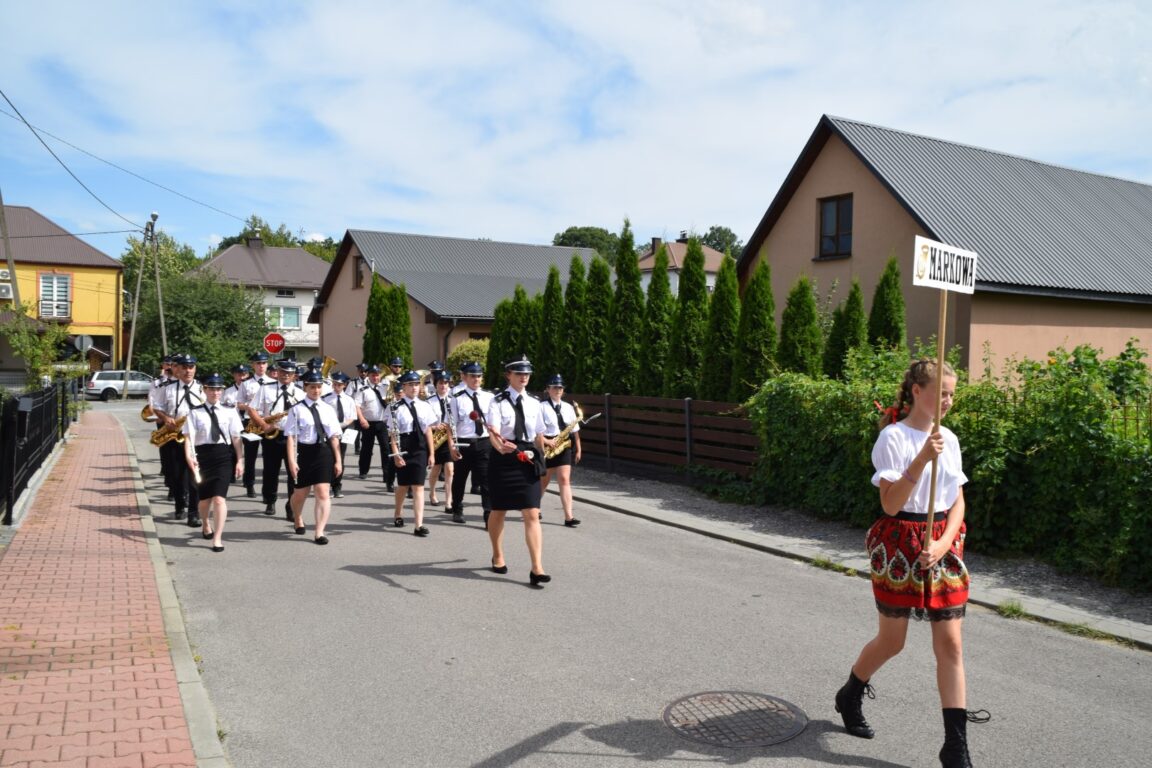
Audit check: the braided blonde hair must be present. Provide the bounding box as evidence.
[882,358,956,428]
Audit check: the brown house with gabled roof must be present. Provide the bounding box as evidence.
[738,115,1152,374]
[0,204,123,372]
[637,234,727,295]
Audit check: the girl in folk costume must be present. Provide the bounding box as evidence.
[539,374,581,527]
[486,355,552,586]
[835,359,985,767]
[284,371,343,545]
[425,371,457,509]
[182,373,244,552]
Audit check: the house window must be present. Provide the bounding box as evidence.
[819,194,853,258]
[354,256,367,289]
[266,306,301,329]
[276,289,296,298]
[39,273,72,319]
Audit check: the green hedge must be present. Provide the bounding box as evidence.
[746,342,1152,589]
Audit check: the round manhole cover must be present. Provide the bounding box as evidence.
[662,691,808,748]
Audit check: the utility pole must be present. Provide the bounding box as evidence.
[120,214,153,400]
[147,212,168,356]
[0,185,21,307]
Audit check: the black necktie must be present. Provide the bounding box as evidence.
[470,392,484,436]
[309,403,326,444]
[182,385,193,412]
[207,406,222,443]
[336,397,345,422]
[440,397,447,422]
[553,402,566,430]
[279,386,288,411]
[372,386,386,416]
[405,400,423,449]
[513,395,526,442]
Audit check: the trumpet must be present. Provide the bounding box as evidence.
[150,416,187,446]
[245,411,288,439]
[140,404,157,422]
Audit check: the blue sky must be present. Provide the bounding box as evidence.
[1,0,1149,259]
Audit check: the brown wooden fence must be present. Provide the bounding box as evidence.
[566,393,758,477]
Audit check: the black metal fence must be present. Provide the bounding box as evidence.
[0,377,82,525]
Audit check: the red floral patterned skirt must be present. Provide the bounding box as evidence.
[866,511,969,621]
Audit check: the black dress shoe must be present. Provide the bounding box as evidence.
[202,531,213,540]
[491,561,508,574]
[564,518,581,527]
[529,571,552,586]
[413,526,430,537]
[386,484,395,493]
[295,526,306,535]
[211,545,224,553]
[452,512,465,524]
[314,536,329,545]
[393,517,405,527]
[246,487,256,498]
[174,508,186,520]
[186,517,202,528]
[263,502,275,515]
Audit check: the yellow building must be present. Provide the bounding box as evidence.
[0,205,123,372]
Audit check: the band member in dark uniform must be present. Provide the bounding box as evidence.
[385,371,437,536]
[540,374,582,527]
[426,371,456,509]
[322,371,360,499]
[182,373,243,551]
[153,353,205,527]
[354,365,391,482]
[449,361,494,526]
[285,371,343,545]
[485,355,552,586]
[247,359,303,518]
[238,351,274,498]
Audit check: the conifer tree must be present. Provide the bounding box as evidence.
[868,255,907,350]
[663,236,709,398]
[507,285,533,363]
[579,256,613,395]
[535,265,564,381]
[562,255,588,390]
[823,279,868,378]
[729,258,777,402]
[383,282,413,368]
[361,275,388,366]
[700,254,740,401]
[607,218,645,395]
[778,275,824,377]
[639,244,673,396]
[486,298,514,389]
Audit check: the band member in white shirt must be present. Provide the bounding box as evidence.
[449,361,495,526]
[425,371,457,509]
[285,371,343,545]
[354,365,391,483]
[238,351,275,498]
[248,359,304,518]
[385,371,437,536]
[485,355,552,587]
[182,373,243,551]
[322,371,360,499]
[153,353,206,528]
[540,374,582,528]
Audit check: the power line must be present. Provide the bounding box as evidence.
[8,229,140,239]
[0,89,143,231]
[1,92,248,225]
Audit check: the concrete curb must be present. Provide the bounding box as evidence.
[558,486,1152,652]
[121,417,232,768]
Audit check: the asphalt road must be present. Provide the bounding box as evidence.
[103,400,1152,768]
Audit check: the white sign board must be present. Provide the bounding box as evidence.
[913,235,978,295]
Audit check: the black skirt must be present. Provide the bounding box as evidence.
[195,443,234,499]
[544,442,573,468]
[396,447,429,487]
[433,441,453,466]
[488,444,543,510]
[296,442,335,487]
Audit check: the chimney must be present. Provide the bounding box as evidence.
[247,234,264,248]
[651,237,662,254]
[677,230,689,243]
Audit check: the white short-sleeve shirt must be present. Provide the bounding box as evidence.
[871,422,967,514]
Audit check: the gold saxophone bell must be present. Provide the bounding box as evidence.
[320,355,338,378]
[431,423,451,450]
[150,416,188,446]
[140,404,157,422]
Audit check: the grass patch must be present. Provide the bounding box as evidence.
[811,556,858,577]
[996,599,1025,619]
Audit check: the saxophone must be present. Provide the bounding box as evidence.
[544,403,601,460]
[431,397,455,451]
[150,416,188,446]
[245,411,288,439]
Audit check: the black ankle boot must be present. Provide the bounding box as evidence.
[939,708,972,767]
[834,671,875,739]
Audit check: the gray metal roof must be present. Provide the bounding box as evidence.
[742,115,1152,301]
[347,230,595,319]
[198,240,329,289]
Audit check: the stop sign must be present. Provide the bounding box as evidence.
[263,332,286,354]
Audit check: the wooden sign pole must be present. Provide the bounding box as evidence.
[923,290,948,601]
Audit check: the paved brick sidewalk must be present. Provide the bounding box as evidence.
[0,411,197,768]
